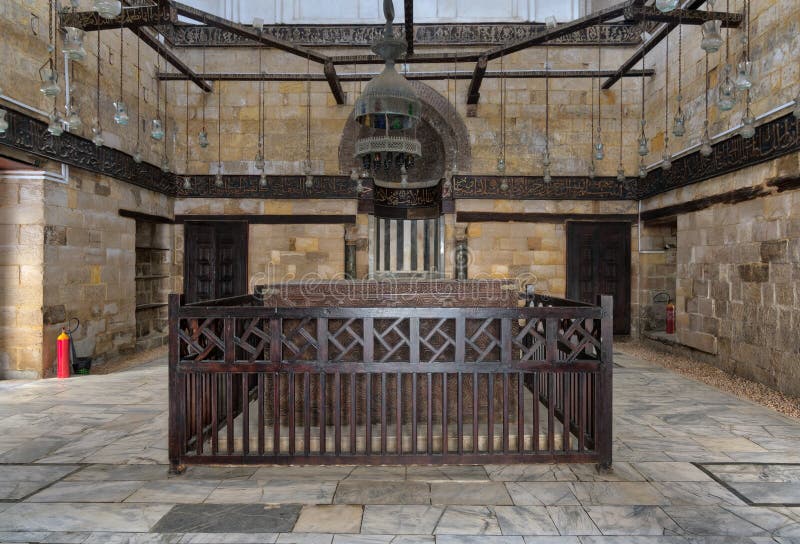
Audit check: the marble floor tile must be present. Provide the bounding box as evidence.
[293,505,363,534]
[0,531,51,543]
[546,506,601,535]
[204,481,265,504]
[65,464,169,482]
[584,506,683,536]
[522,537,581,544]
[0,438,71,463]
[125,480,220,504]
[662,506,769,536]
[430,482,512,506]
[334,482,429,505]
[433,506,501,535]
[631,463,713,482]
[83,532,183,544]
[260,481,337,504]
[0,503,173,532]
[406,465,488,481]
[484,465,576,482]
[274,533,334,544]
[253,466,354,482]
[436,537,525,544]
[505,482,580,506]
[40,530,90,543]
[177,533,278,543]
[691,437,768,454]
[152,504,300,533]
[26,480,143,502]
[569,463,645,483]
[181,466,258,481]
[330,536,392,543]
[360,505,443,535]
[572,482,669,506]
[494,506,558,535]
[723,506,800,537]
[345,467,406,481]
[651,481,747,506]
[705,464,800,484]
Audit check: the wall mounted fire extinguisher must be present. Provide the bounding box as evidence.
[653,292,675,334]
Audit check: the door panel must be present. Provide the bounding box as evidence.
[184,222,248,303]
[567,222,631,335]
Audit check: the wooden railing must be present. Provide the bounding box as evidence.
[168,291,613,471]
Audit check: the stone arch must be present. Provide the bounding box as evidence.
[338,81,472,175]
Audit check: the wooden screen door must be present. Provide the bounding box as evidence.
[183,222,248,303]
[566,221,631,335]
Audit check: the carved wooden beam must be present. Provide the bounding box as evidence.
[60,3,174,31]
[172,1,329,64]
[157,68,654,82]
[134,26,212,92]
[602,0,705,89]
[324,61,346,105]
[405,0,414,55]
[624,5,742,27]
[484,0,632,60]
[466,55,488,106]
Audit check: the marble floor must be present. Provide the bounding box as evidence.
[1,350,800,543]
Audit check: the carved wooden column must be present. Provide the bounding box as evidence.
[344,224,358,280]
[454,224,468,280]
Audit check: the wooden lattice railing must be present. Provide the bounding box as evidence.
[168,289,613,471]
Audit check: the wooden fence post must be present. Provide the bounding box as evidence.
[596,294,614,471]
[168,293,186,474]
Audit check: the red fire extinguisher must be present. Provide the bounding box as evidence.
[654,292,675,334]
[57,328,70,378]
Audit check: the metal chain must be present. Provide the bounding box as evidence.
[136,35,140,145]
[96,32,101,129]
[664,31,669,140]
[185,80,189,168]
[306,54,311,165]
[218,80,222,165]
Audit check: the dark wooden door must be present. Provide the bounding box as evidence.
[184,222,248,303]
[567,222,631,335]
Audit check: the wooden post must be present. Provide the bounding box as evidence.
[168,293,186,474]
[596,294,614,471]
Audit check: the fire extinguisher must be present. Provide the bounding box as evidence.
[56,317,80,379]
[57,328,70,378]
[654,292,675,334]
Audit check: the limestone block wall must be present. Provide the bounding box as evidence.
[38,167,173,377]
[641,153,800,396]
[0,174,45,379]
[173,199,355,291]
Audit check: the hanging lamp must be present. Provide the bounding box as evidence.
[255,24,266,171]
[198,43,209,148]
[662,33,672,170]
[594,35,604,161]
[304,55,314,189]
[94,0,122,20]
[673,18,686,137]
[735,0,754,91]
[161,80,170,172]
[113,25,129,125]
[133,35,142,162]
[92,33,104,147]
[740,0,755,139]
[637,52,649,157]
[700,51,713,157]
[716,0,736,111]
[700,0,723,53]
[616,79,625,182]
[655,0,679,13]
[498,49,507,177]
[151,54,164,140]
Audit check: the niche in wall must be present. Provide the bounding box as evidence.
[134,220,172,351]
[639,218,678,334]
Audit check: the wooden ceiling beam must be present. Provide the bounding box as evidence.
[135,26,213,92]
[324,61,346,105]
[602,0,706,89]
[466,55,488,105]
[405,0,414,55]
[624,5,742,27]
[172,1,329,64]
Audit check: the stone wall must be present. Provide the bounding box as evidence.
[173,199,355,290]
[641,154,800,396]
[0,173,45,379]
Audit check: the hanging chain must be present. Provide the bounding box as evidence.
[453,54,458,169]
[258,40,264,153]
[619,78,623,165]
[48,0,54,69]
[545,46,549,150]
[136,35,140,145]
[156,50,161,120]
[164,79,168,157]
[218,80,222,165]
[725,0,730,65]
[119,24,124,101]
[704,51,709,121]
[500,50,506,163]
[306,54,311,165]
[664,32,669,142]
[96,32,101,128]
[201,45,206,130]
[185,80,189,169]
[677,14,682,110]
[596,29,602,140]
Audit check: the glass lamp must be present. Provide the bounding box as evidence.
[638,161,647,178]
[255,151,265,171]
[701,20,723,53]
[161,157,171,173]
[588,160,595,179]
[39,68,61,97]
[94,0,122,19]
[198,130,209,148]
[132,147,142,163]
[47,113,63,136]
[150,119,164,140]
[662,139,672,171]
[672,110,686,137]
[113,101,129,125]
[214,171,223,187]
[594,141,604,161]
[499,179,509,192]
[616,165,625,182]
[496,157,506,173]
[304,161,313,189]
[259,172,268,188]
[62,27,86,62]
[66,107,81,131]
[0,109,8,136]
[735,60,753,90]
[740,115,755,139]
[91,124,104,147]
[182,177,192,190]
[717,65,736,111]
[700,126,713,157]
[655,0,679,12]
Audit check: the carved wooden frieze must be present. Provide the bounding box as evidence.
[60,4,174,31]
[162,22,643,48]
[638,113,800,199]
[453,175,637,200]
[0,108,176,194]
[175,175,358,198]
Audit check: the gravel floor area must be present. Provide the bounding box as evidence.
[617,341,800,420]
